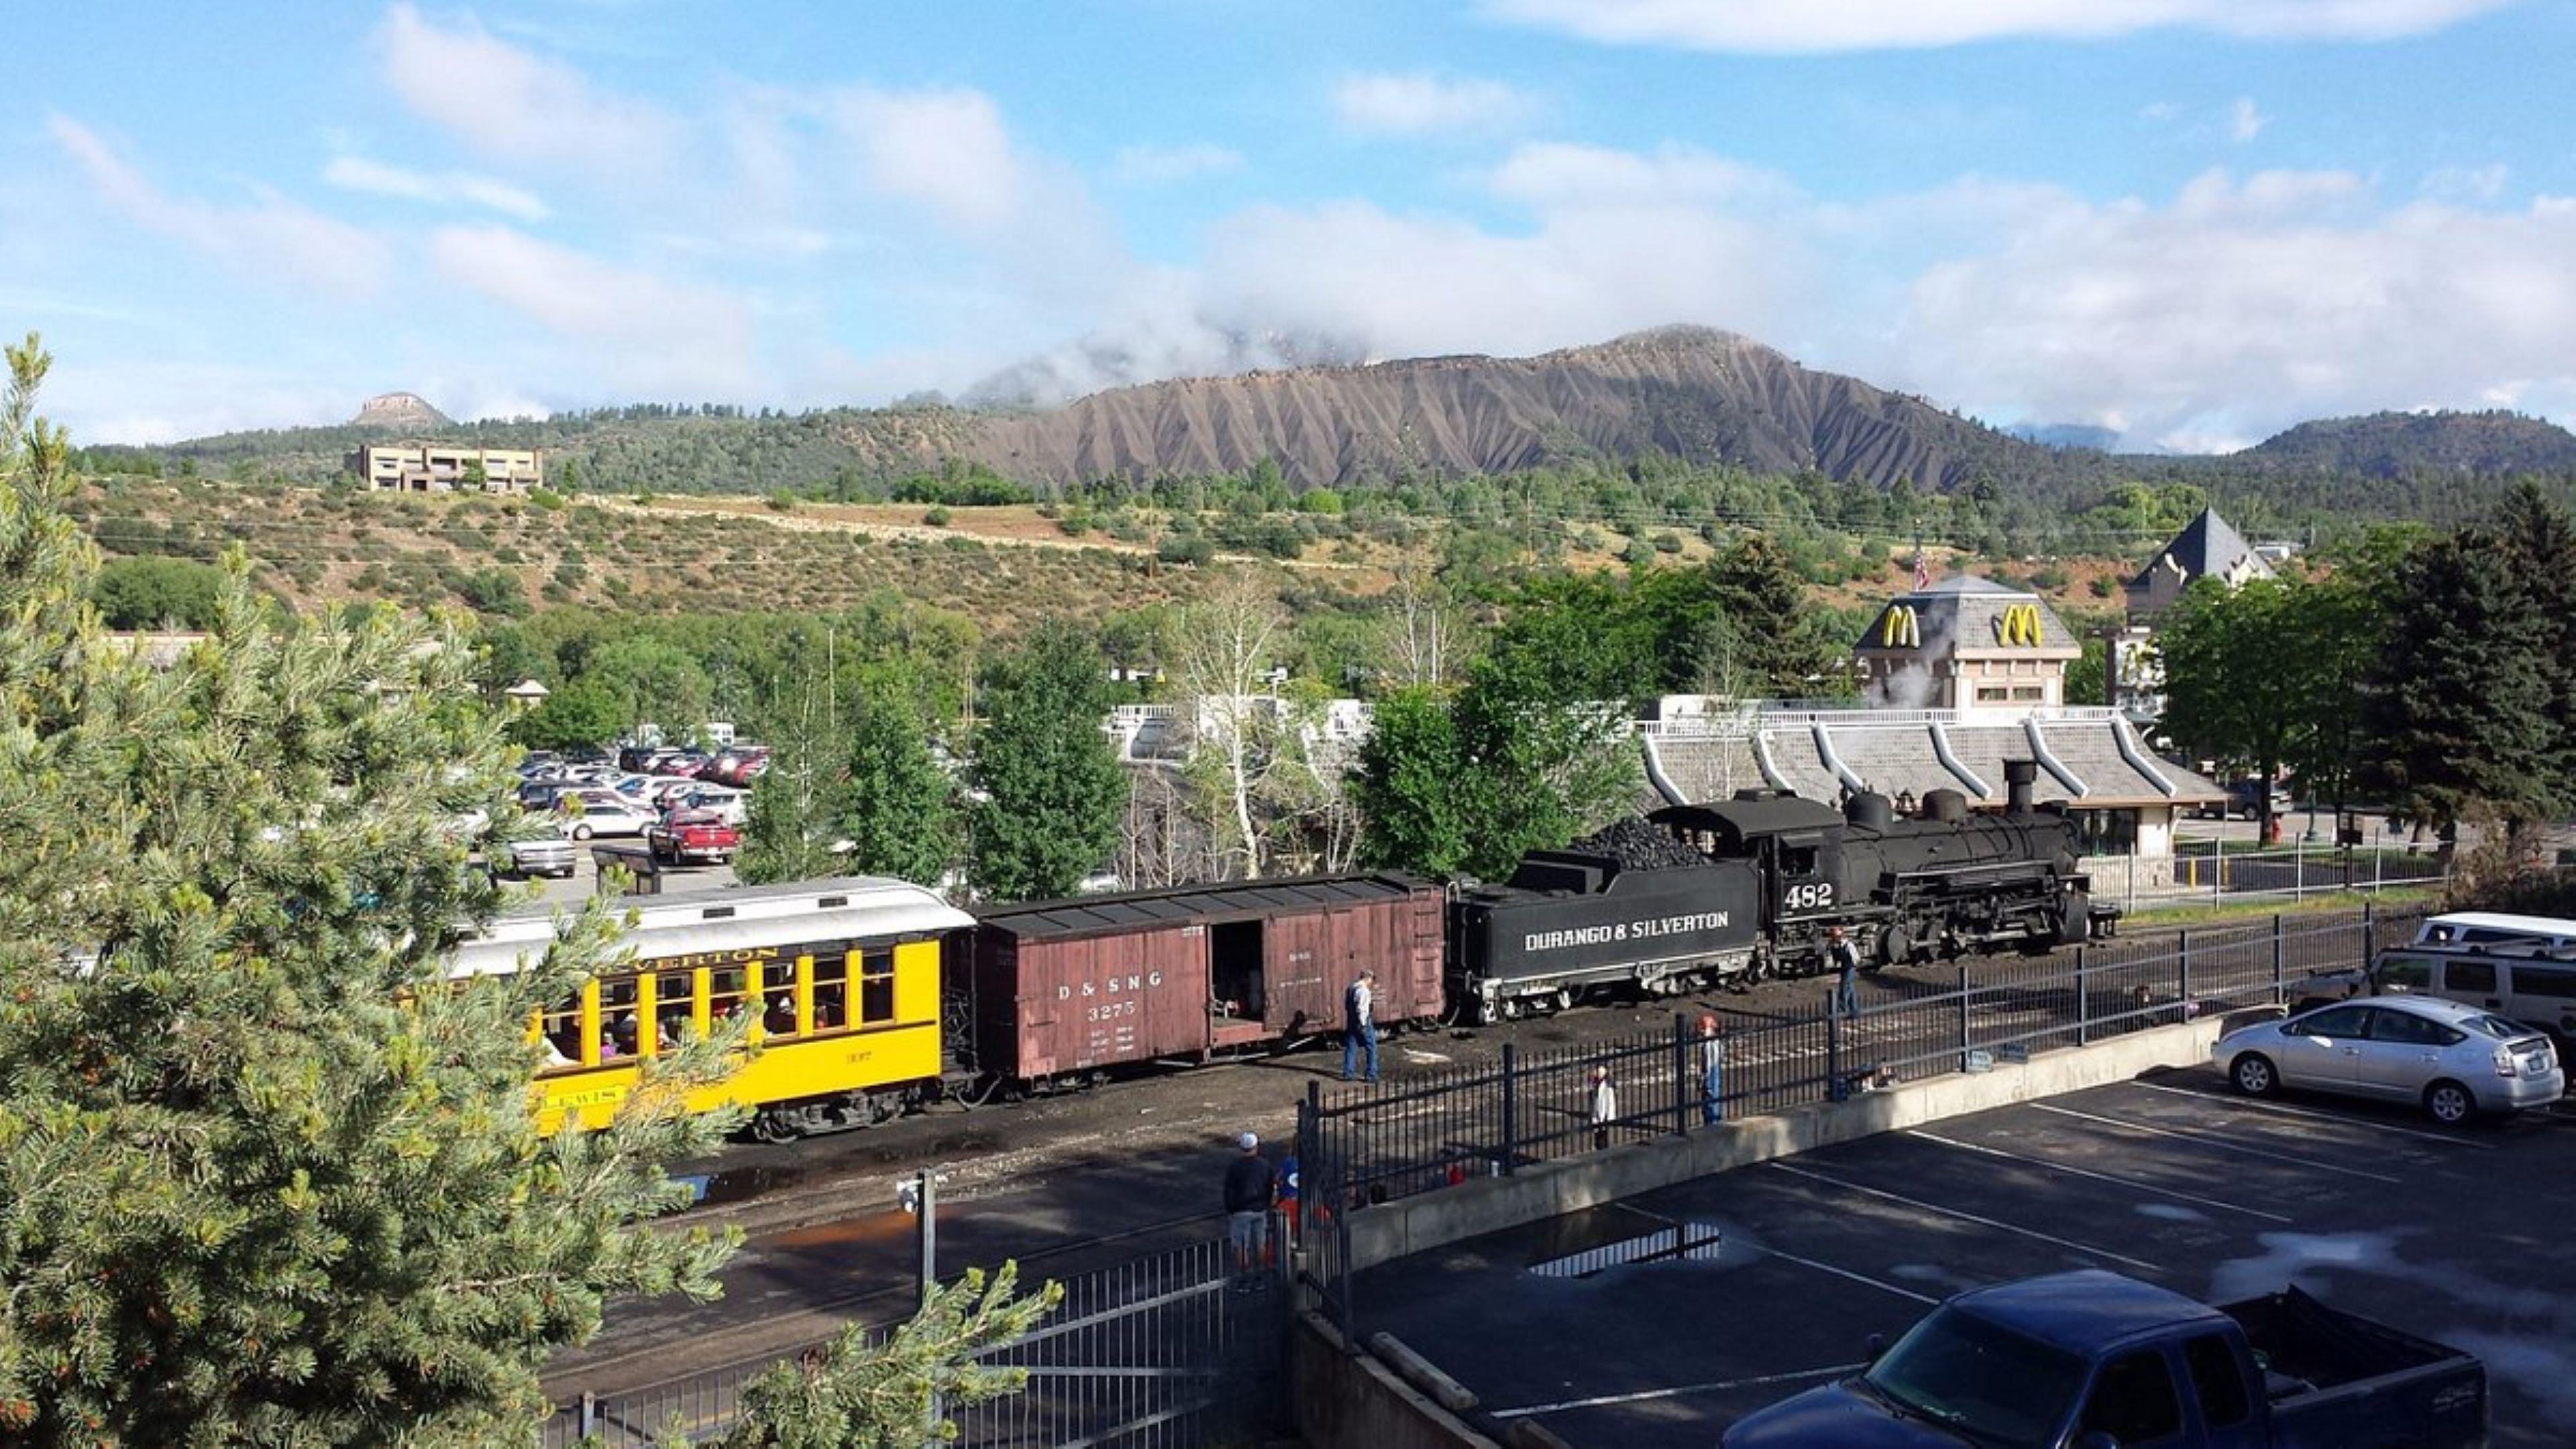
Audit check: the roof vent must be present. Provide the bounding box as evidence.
[701,906,737,920]
[819,896,849,908]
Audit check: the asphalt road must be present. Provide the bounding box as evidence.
[1360,1071,2576,1448]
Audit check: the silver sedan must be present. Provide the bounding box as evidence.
[2213,994,2563,1126]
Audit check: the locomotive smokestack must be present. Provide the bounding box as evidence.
[2004,759,2037,814]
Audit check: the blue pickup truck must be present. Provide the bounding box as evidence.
[1722,1270,2485,1449]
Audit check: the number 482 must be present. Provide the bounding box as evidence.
[1783,882,1835,911]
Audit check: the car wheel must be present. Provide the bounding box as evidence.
[2230,1053,2279,1097]
[572,823,594,841]
[2422,1079,2477,1127]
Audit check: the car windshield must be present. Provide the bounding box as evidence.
[1862,1307,2089,1448]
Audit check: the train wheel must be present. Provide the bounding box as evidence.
[1875,924,1912,969]
[750,1109,800,1144]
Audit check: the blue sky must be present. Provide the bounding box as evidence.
[8,1,2573,450]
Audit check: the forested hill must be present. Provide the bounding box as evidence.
[111,327,2082,496]
[959,326,2061,491]
[2234,411,2576,477]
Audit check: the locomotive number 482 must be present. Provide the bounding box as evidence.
[1782,882,1837,912]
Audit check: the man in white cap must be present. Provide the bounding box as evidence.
[1222,1131,1275,1291]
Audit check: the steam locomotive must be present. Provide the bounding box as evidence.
[1450,760,2114,1022]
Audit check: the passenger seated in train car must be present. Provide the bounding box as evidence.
[814,981,845,1030]
[657,1012,688,1052]
[763,996,796,1036]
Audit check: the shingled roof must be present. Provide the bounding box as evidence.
[2128,508,2273,591]
[1643,712,2223,811]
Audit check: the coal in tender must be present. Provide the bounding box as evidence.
[1569,817,1711,871]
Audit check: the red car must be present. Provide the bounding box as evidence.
[647,809,740,866]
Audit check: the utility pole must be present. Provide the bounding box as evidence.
[902,1167,949,1444]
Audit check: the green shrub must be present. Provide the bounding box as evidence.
[923,506,952,527]
[527,488,567,511]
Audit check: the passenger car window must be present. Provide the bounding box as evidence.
[860,947,898,1024]
[2373,957,2431,991]
[2293,1005,2373,1038]
[2444,960,2497,994]
[2180,1334,2251,1428]
[2366,1010,2461,1046]
[2079,1349,2184,1444]
[2509,968,2576,1000]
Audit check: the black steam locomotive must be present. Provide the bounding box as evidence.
[1450,761,2114,1022]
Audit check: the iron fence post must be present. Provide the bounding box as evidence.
[2363,897,2377,965]
[1499,1042,1517,1175]
[1826,992,1843,1102]
[1957,963,1971,1070]
[2076,945,2090,1046]
[2179,928,2192,1011]
[1671,1012,1688,1136]
[2271,914,2284,1003]
[1300,1079,1320,1199]
[578,1392,596,1439]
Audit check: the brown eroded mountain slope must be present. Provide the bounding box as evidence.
[961,325,2048,490]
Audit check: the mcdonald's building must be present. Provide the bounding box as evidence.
[1856,576,2084,718]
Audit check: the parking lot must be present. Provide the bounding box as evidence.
[1358,1068,2576,1448]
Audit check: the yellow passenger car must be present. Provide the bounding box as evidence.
[452,875,975,1137]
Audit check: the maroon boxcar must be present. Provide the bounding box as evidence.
[950,874,1444,1085]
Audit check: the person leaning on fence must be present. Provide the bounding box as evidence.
[1590,1064,1618,1150]
[1341,969,1380,1084]
[1829,927,1862,1018]
[1699,1014,1727,1126]
[1222,1132,1274,1293]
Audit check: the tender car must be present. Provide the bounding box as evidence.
[495,834,577,879]
[557,792,659,841]
[647,809,740,866]
[2213,994,2562,1125]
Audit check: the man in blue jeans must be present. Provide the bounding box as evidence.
[1698,1014,1727,1125]
[1341,969,1379,1083]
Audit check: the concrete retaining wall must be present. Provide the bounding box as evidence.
[1292,1310,1503,1449]
[1344,1015,2231,1271]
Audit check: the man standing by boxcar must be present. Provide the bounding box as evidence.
[1223,1132,1275,1292]
[1341,969,1379,1083]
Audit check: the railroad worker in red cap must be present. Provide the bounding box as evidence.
[1699,1014,1727,1126]
[1222,1131,1275,1292]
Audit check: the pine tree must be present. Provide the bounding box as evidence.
[739,670,854,885]
[967,622,1127,900]
[0,335,741,1444]
[841,672,959,885]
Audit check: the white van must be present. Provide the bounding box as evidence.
[2410,911,2576,956]
[2371,944,2576,1051]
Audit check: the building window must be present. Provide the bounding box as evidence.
[1976,686,2009,702]
[2076,808,2140,856]
[2012,685,2044,701]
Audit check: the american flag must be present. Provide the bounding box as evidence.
[1912,540,1931,592]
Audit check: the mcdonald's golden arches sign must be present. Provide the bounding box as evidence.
[1994,603,2045,647]
[1880,604,1921,649]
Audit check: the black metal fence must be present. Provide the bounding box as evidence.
[1295,903,2420,1230]
[545,1230,1286,1448]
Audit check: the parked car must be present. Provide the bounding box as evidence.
[557,793,659,841]
[2196,778,2293,821]
[647,810,740,866]
[1722,1269,2485,1448]
[702,747,771,788]
[2410,910,2576,955]
[665,784,749,826]
[2213,993,2561,1125]
[494,834,577,879]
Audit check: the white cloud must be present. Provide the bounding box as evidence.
[2422,162,2510,201]
[828,87,1029,231]
[375,3,682,178]
[1483,0,2521,52]
[1332,72,1540,136]
[2229,96,2270,142]
[1894,170,2576,447]
[2140,101,2183,121]
[1110,143,1246,186]
[322,155,549,220]
[47,114,390,298]
[427,226,759,397]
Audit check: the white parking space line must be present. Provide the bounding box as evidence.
[1766,1163,2163,1273]
[1903,1130,2294,1224]
[1619,1203,1941,1307]
[2127,1080,2498,1149]
[2029,1102,2405,1184]
[1492,1362,1866,1419]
